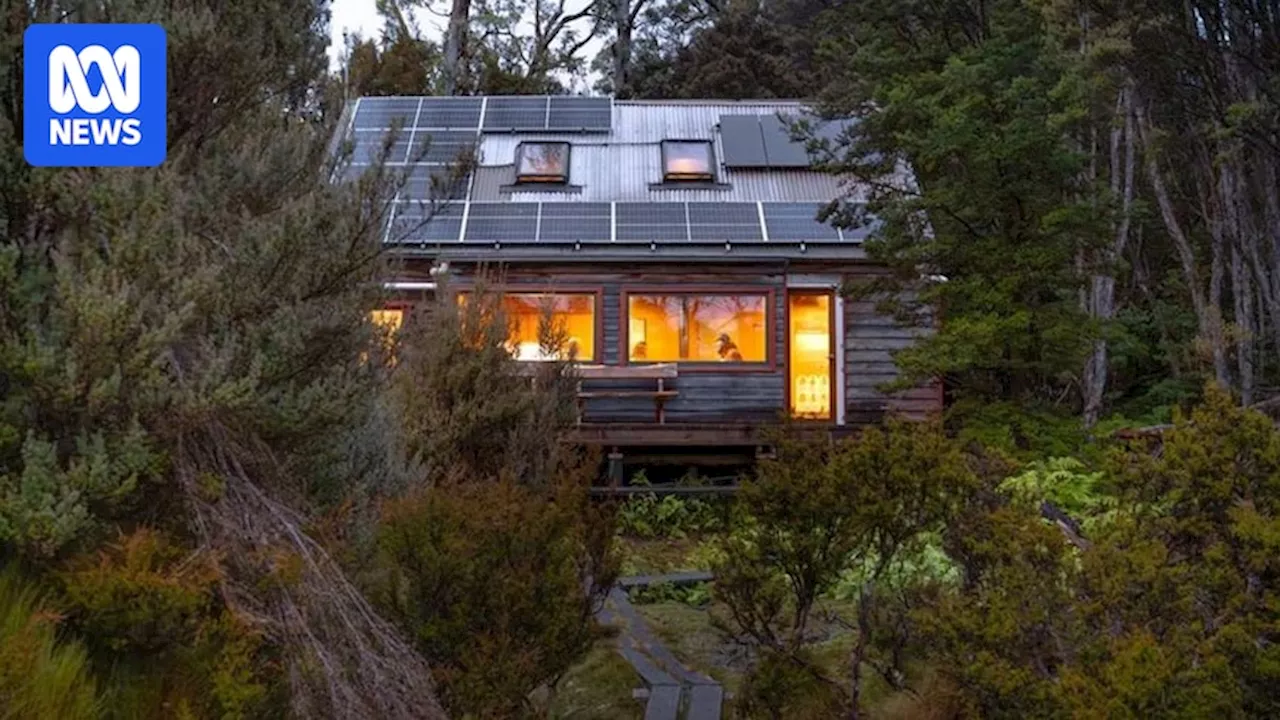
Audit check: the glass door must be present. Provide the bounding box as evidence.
[788,293,834,420]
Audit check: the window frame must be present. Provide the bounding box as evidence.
[620,287,776,372]
[452,285,604,363]
[660,140,716,182]
[514,141,572,184]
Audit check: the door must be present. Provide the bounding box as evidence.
[787,292,835,420]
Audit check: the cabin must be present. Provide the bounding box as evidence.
[332,95,941,468]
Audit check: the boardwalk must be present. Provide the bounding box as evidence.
[597,573,723,720]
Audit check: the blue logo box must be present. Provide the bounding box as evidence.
[24,24,167,167]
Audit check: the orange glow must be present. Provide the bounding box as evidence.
[461,292,595,361]
[789,295,831,419]
[627,295,766,362]
[662,141,714,180]
[370,309,404,334]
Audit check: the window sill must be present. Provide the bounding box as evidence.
[626,361,774,373]
[648,181,734,191]
[501,183,583,194]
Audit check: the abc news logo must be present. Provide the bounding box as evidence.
[24,24,167,167]
[48,44,144,146]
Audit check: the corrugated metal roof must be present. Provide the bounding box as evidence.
[474,136,846,203]
[337,96,879,261]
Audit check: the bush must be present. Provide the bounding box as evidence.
[376,476,617,718]
[57,530,282,720]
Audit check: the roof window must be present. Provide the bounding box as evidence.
[515,142,570,183]
[661,140,715,181]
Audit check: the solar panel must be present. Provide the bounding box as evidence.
[390,202,465,243]
[616,202,688,242]
[463,203,539,242]
[761,115,811,168]
[546,97,611,131]
[483,97,550,131]
[350,129,410,164]
[687,202,763,241]
[415,97,483,128]
[403,165,470,202]
[719,115,768,167]
[762,203,841,241]
[352,97,420,129]
[407,130,478,164]
[537,203,611,242]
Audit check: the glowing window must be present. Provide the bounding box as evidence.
[627,294,767,363]
[515,142,570,183]
[788,294,832,419]
[661,141,714,181]
[370,309,404,334]
[461,292,596,361]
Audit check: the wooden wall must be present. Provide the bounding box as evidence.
[843,299,940,423]
[404,260,941,425]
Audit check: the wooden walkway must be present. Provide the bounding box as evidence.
[597,573,723,720]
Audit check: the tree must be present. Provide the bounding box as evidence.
[374,287,617,717]
[875,386,1280,718]
[1,2,448,717]
[713,421,979,716]
[813,0,1103,415]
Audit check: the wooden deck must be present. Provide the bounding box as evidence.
[565,420,859,447]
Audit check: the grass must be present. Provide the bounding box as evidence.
[617,534,724,577]
[550,639,643,719]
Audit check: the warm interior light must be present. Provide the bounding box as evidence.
[489,293,596,361]
[788,296,832,419]
[370,309,404,333]
[627,295,766,362]
[795,330,829,354]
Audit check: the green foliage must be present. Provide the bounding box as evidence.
[615,493,727,539]
[376,477,616,717]
[713,421,979,714]
[999,456,1114,530]
[627,581,712,607]
[57,530,281,720]
[0,567,97,720]
[892,386,1280,718]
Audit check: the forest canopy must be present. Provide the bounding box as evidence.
[2,0,1279,718]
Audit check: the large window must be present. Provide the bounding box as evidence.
[462,292,596,361]
[627,294,767,363]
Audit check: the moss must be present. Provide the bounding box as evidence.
[550,642,643,719]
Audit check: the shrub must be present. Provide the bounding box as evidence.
[57,530,282,719]
[376,476,617,718]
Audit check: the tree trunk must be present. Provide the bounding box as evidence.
[443,0,472,95]
[1083,82,1136,429]
[1136,99,1231,387]
[613,0,632,97]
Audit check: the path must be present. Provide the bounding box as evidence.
[597,573,723,720]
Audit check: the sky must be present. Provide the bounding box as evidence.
[325,0,602,90]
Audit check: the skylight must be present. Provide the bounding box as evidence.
[661,140,714,181]
[515,142,570,183]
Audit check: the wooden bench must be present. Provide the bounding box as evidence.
[574,364,678,424]
[516,363,679,424]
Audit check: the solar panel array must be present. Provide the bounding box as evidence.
[719,113,855,169]
[483,96,612,132]
[385,202,871,245]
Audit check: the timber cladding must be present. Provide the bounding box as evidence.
[394,261,941,424]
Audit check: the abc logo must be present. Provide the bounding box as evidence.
[24,24,166,167]
[47,44,143,146]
